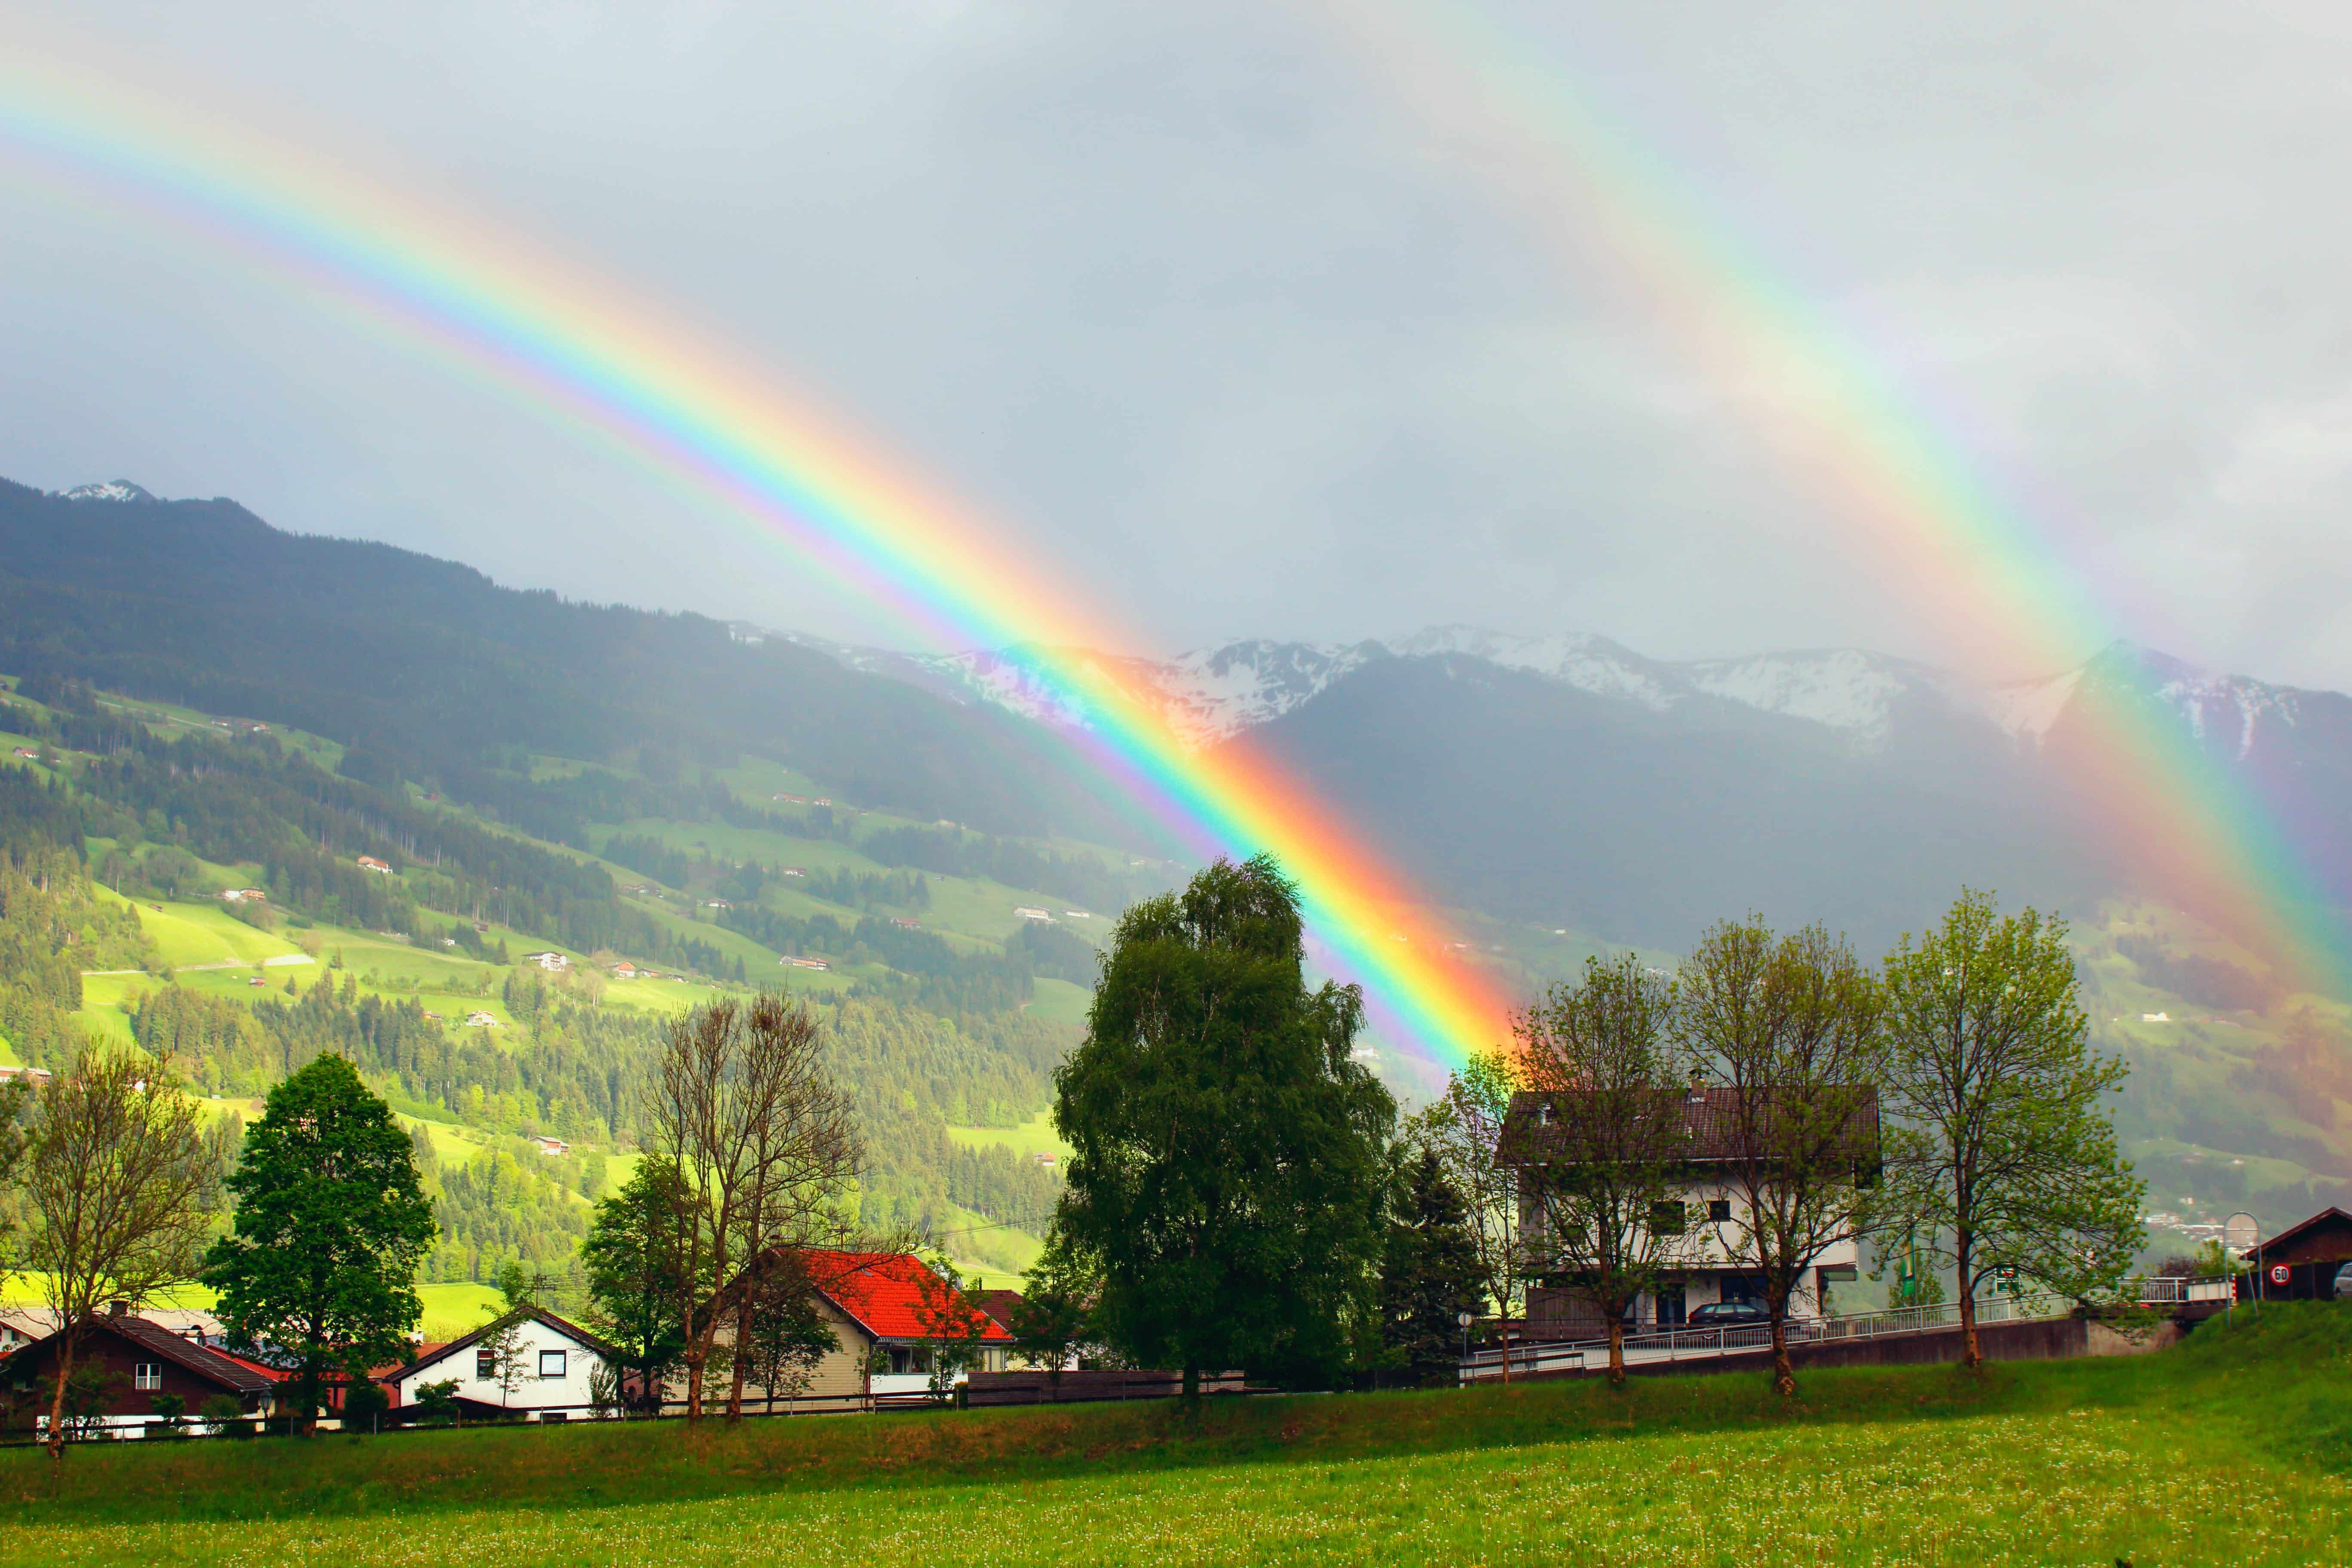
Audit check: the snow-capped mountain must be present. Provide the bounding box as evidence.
[56,480,156,503]
[784,626,2011,753]
[1994,640,2342,765]
[777,622,2348,784]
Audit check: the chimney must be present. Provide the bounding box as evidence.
[1687,1068,1706,1103]
[107,1298,130,1319]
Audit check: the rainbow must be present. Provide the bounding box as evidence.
[1305,0,2352,997]
[0,43,1523,1070]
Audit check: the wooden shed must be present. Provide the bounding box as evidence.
[2244,1207,2352,1300]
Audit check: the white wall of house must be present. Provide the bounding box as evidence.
[391,1318,612,1416]
[1523,1176,1866,1325]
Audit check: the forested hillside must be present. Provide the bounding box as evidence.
[0,478,1151,848]
[0,655,1130,1298]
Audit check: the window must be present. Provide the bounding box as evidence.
[134,1363,163,1391]
[539,1349,567,1379]
[476,1349,497,1379]
[1708,1200,1732,1223]
[1648,1200,1687,1235]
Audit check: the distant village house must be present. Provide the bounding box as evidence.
[355,855,393,874]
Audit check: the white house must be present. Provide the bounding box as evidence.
[1499,1084,1877,1335]
[381,1307,619,1422]
[520,951,570,972]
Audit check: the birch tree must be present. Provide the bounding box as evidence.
[1679,919,1884,1397]
[1877,891,2144,1367]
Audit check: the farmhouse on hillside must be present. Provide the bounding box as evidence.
[355,855,393,874]
[1496,1084,1878,1335]
[380,1307,619,1422]
[520,950,569,972]
[0,1307,279,1436]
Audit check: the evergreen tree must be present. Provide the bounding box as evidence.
[1379,1145,1485,1386]
[201,1054,436,1430]
[1049,855,1395,1396]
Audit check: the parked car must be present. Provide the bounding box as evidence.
[1686,1301,1769,1327]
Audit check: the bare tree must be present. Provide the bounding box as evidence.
[1411,1048,1534,1378]
[1679,919,1885,1397]
[1510,956,1692,1385]
[22,1043,217,1458]
[648,992,861,1423]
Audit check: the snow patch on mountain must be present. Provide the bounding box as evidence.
[1387,626,1682,711]
[1689,649,1958,745]
[58,480,156,503]
[1987,667,2082,745]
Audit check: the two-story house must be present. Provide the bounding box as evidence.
[1497,1083,1878,1338]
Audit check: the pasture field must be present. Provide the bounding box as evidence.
[3,1306,2345,1567]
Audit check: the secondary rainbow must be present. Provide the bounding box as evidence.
[1307,0,2352,995]
[0,46,1523,1068]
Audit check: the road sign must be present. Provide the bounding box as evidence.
[2269,1263,2291,1287]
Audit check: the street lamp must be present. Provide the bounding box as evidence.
[1458,1311,1476,1372]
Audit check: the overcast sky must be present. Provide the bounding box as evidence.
[4,1,2350,687]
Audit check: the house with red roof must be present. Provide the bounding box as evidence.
[697,1250,1017,1407]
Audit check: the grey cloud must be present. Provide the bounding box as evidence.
[2,0,2349,686]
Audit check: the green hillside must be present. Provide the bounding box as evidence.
[0,671,1136,1292]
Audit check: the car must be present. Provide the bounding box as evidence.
[1686,1301,1768,1327]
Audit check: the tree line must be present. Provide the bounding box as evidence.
[1015,865,2145,1400]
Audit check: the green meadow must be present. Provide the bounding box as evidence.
[3,1307,2345,1567]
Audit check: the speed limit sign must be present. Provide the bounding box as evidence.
[2269,1263,2292,1287]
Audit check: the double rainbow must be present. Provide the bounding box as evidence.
[6,4,2344,1056]
[0,44,1520,1070]
[1309,0,2352,997]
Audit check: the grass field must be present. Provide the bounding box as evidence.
[3,1306,2345,1566]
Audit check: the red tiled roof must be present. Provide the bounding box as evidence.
[803,1251,1014,1344]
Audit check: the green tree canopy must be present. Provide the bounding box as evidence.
[580,1155,702,1414]
[1877,891,2145,1366]
[1049,854,1395,1395]
[200,1054,436,1427]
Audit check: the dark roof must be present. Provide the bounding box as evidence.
[386,1306,620,1383]
[2247,1207,2352,1262]
[971,1289,1026,1331]
[4,1314,279,1396]
[1495,1086,1880,1169]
